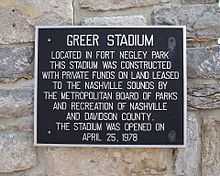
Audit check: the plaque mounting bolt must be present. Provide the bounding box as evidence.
[168,130,176,143]
[48,38,52,42]
[48,130,51,134]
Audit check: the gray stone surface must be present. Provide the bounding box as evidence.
[152,4,220,37]
[47,148,174,176]
[187,46,220,79]
[0,148,47,176]
[0,132,37,173]
[175,111,201,176]
[202,117,220,176]
[0,8,33,44]
[188,80,220,110]
[182,0,217,3]
[0,46,33,81]
[0,116,33,132]
[81,15,146,26]
[0,80,33,118]
[0,0,72,44]
[80,0,161,11]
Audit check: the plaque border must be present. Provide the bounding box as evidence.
[34,26,187,148]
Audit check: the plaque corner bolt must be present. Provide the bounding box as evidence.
[48,38,52,43]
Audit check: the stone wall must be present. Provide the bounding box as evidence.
[0,0,219,176]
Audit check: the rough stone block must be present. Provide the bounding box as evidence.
[188,80,220,110]
[0,0,72,44]
[183,0,217,3]
[187,46,220,79]
[0,45,33,81]
[80,0,160,11]
[0,80,33,118]
[202,117,220,176]
[152,4,220,37]
[0,116,33,132]
[0,132,37,173]
[47,148,174,176]
[0,148,47,176]
[0,8,33,44]
[81,15,146,26]
[175,111,201,176]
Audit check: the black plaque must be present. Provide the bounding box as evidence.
[34,26,186,147]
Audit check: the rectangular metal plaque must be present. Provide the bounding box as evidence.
[34,26,186,147]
